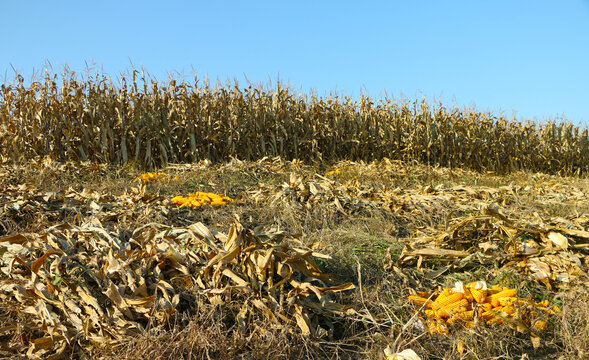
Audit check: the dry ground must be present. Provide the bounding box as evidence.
[1,157,588,359]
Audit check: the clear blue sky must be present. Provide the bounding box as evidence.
[2,1,588,124]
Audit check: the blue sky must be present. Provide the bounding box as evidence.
[2,1,588,124]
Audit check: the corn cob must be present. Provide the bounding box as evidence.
[478,302,492,311]
[432,320,448,334]
[431,292,464,310]
[480,310,496,321]
[487,288,517,301]
[436,299,469,318]
[457,341,465,355]
[463,288,474,302]
[499,306,515,315]
[498,297,519,306]
[451,310,474,321]
[470,288,486,303]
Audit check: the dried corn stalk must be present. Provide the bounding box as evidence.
[0,215,355,357]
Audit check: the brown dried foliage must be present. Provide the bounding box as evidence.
[1,70,588,174]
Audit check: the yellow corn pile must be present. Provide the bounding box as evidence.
[133,172,169,182]
[408,281,560,335]
[171,192,233,209]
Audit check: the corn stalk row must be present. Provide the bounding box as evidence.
[1,70,587,174]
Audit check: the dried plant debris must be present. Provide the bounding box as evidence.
[0,180,166,236]
[0,217,355,357]
[389,204,589,289]
[1,158,589,358]
[248,172,380,214]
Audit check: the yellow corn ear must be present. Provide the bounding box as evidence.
[433,292,447,304]
[487,288,516,301]
[424,309,436,318]
[452,310,474,321]
[464,288,474,302]
[432,292,464,309]
[498,297,517,306]
[470,288,486,303]
[436,299,469,318]
[480,310,495,320]
[434,320,448,334]
[500,306,515,315]
[457,341,465,355]
[479,303,492,311]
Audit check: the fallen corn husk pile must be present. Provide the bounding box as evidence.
[390,205,589,289]
[248,172,379,214]
[0,216,355,358]
[407,281,560,341]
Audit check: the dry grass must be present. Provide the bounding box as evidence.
[1,70,589,175]
[1,158,587,359]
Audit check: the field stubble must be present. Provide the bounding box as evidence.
[0,157,588,359]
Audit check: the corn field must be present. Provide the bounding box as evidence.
[1,70,588,174]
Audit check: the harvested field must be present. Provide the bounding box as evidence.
[1,157,587,359]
